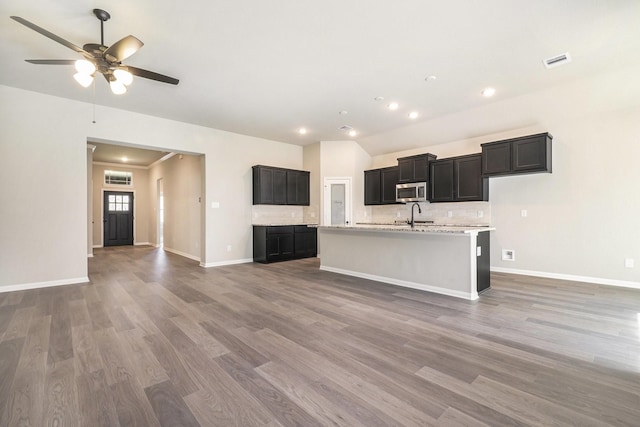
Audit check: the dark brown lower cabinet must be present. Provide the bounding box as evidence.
[253,225,317,263]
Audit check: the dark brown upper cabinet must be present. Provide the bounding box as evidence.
[364,166,400,205]
[482,133,552,177]
[430,154,488,202]
[253,165,310,205]
[397,153,437,183]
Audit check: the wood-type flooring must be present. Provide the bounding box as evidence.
[0,245,639,426]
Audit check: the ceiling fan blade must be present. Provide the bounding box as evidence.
[125,66,179,85]
[103,35,143,63]
[10,16,87,56]
[25,59,76,65]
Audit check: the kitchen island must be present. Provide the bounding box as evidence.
[315,224,494,300]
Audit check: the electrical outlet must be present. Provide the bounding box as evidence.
[521,209,528,217]
[502,249,515,261]
[226,245,232,252]
[477,211,484,218]
[625,258,635,268]
[447,211,453,218]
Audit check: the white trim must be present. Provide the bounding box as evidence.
[319,265,478,301]
[92,244,103,249]
[163,246,201,262]
[0,277,90,293]
[491,267,640,290]
[200,258,253,268]
[94,161,149,170]
[149,152,177,169]
[88,253,94,258]
[134,242,151,246]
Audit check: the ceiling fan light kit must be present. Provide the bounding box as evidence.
[10,9,179,95]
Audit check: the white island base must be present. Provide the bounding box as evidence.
[317,226,491,300]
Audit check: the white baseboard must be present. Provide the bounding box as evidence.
[319,265,478,301]
[92,244,103,249]
[0,276,90,293]
[88,253,94,258]
[491,267,640,290]
[200,258,253,268]
[163,246,201,262]
[134,242,151,246]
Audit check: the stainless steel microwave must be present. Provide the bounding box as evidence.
[396,182,427,203]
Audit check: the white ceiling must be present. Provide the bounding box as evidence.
[2,1,640,156]
[90,141,168,167]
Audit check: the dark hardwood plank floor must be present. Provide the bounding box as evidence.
[1,245,639,426]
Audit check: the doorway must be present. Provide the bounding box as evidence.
[323,178,352,226]
[103,191,134,246]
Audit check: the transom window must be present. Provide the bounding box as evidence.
[108,194,130,212]
[105,170,132,186]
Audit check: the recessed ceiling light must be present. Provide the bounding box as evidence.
[481,87,496,98]
[374,96,384,101]
[408,111,419,119]
[298,128,307,135]
[424,75,437,82]
[348,130,357,137]
[338,110,348,115]
[121,156,128,162]
[388,102,399,110]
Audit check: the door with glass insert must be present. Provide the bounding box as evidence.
[103,191,134,246]
[323,178,352,226]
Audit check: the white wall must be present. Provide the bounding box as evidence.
[319,140,372,224]
[0,84,302,288]
[148,153,202,260]
[1,87,89,288]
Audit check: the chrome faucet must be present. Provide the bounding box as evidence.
[410,202,422,228]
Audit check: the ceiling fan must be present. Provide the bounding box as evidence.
[10,9,179,94]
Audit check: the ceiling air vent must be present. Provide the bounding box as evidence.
[543,52,571,69]
[339,125,353,131]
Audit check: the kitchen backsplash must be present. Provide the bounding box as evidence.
[252,205,306,224]
[365,201,491,225]
[252,201,490,225]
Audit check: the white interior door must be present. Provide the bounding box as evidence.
[323,178,352,226]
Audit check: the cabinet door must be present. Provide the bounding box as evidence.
[398,159,414,183]
[455,155,487,201]
[286,170,309,205]
[273,169,287,204]
[267,233,294,261]
[413,156,429,182]
[364,169,381,205]
[381,167,400,204]
[513,135,549,172]
[430,160,454,202]
[294,227,317,258]
[253,166,287,205]
[482,142,511,176]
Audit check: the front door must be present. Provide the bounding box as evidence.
[103,191,134,246]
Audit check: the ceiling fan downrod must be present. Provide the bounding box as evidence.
[93,9,110,46]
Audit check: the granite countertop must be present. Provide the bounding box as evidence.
[252,223,319,226]
[315,223,494,234]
